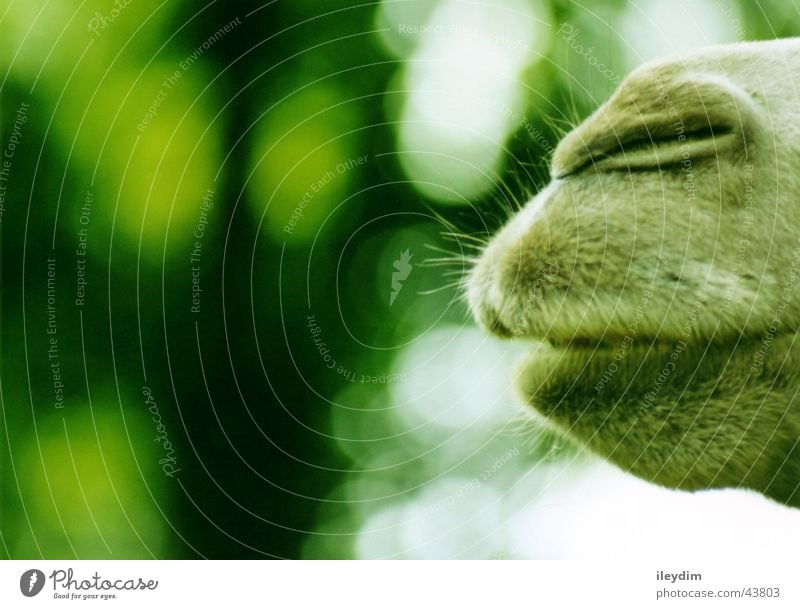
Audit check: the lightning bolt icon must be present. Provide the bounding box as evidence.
[28,571,38,592]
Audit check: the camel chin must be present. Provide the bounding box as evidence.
[514,335,800,507]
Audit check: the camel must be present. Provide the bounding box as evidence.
[468,39,800,507]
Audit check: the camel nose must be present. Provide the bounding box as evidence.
[467,182,568,338]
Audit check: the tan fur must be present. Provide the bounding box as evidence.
[468,39,800,506]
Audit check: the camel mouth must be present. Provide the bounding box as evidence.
[516,335,633,373]
[509,335,636,392]
[508,330,651,350]
[513,337,668,411]
[542,336,616,349]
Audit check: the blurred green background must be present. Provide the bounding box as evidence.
[1,0,798,559]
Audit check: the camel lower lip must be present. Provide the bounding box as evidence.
[513,334,787,406]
